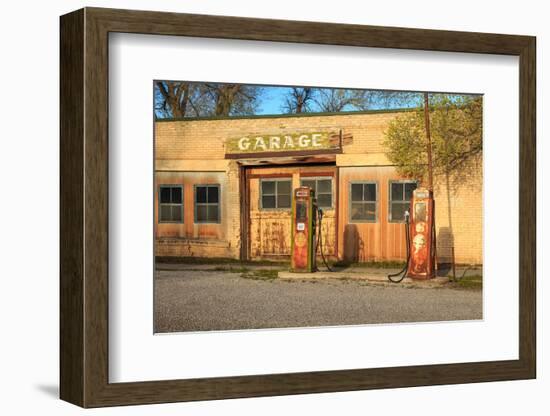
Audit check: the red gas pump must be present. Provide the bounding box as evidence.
[389,94,438,283]
[290,186,317,273]
[406,188,436,279]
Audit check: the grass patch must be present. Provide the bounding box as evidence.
[213,266,250,273]
[240,269,279,281]
[451,275,483,290]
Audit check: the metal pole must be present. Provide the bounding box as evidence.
[424,92,434,191]
[424,92,437,276]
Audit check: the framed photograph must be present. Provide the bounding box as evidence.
[60,7,536,408]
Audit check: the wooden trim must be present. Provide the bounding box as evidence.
[247,173,293,179]
[299,171,335,178]
[60,7,536,408]
[225,148,342,160]
[239,166,249,261]
[518,37,536,375]
[334,167,340,258]
[60,8,85,407]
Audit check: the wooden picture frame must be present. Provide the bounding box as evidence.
[60,7,536,408]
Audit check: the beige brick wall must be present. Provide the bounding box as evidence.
[154,165,242,259]
[432,155,483,264]
[154,111,403,160]
[155,110,483,265]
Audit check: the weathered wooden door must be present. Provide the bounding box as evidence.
[247,166,337,261]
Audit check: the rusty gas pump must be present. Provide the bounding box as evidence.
[290,186,317,273]
[388,94,438,283]
[406,188,436,279]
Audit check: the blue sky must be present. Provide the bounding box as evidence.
[258,87,291,114]
[256,86,419,115]
[154,81,477,118]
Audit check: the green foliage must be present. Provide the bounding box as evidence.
[451,275,483,290]
[383,95,482,183]
[240,269,279,280]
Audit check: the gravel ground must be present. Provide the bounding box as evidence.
[154,270,482,333]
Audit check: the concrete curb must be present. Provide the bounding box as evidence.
[278,271,449,288]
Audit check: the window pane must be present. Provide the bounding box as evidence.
[277,194,291,208]
[391,202,408,221]
[196,186,207,203]
[364,203,376,221]
[160,187,171,203]
[160,205,171,222]
[404,182,417,200]
[317,194,332,208]
[171,205,182,222]
[301,180,315,191]
[317,179,331,193]
[262,195,276,208]
[261,180,275,195]
[277,180,291,195]
[351,203,366,220]
[351,184,363,201]
[196,205,207,222]
[207,186,219,203]
[364,184,376,202]
[171,187,182,204]
[391,182,403,201]
[207,205,219,222]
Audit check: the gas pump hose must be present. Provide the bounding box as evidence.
[387,211,411,283]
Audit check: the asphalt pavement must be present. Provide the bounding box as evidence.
[154,269,482,333]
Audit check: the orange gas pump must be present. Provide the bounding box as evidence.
[406,188,436,279]
[290,186,317,273]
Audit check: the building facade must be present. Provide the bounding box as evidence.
[155,110,482,264]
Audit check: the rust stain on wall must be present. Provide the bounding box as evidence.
[248,165,337,260]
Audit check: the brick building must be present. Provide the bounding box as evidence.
[154,110,482,265]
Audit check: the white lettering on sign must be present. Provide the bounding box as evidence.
[284,136,295,148]
[254,137,267,150]
[238,137,251,150]
[227,131,338,154]
[311,133,322,147]
[298,134,310,147]
[269,136,281,149]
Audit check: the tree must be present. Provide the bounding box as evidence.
[154,81,193,118]
[281,87,315,113]
[204,83,263,117]
[154,81,263,119]
[282,87,422,114]
[314,88,367,112]
[382,94,482,184]
[314,89,419,112]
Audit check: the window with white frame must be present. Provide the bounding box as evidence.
[158,185,183,223]
[300,177,333,208]
[194,184,220,223]
[350,182,377,222]
[260,178,292,209]
[389,180,417,222]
